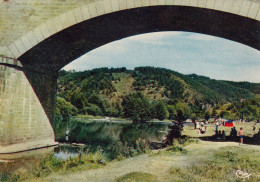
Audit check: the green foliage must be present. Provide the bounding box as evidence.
[204,111,210,121]
[70,90,88,110]
[116,172,158,182]
[2,151,107,182]
[167,105,175,120]
[211,108,217,118]
[154,101,169,120]
[167,147,260,182]
[172,102,191,122]
[133,67,185,99]
[122,92,152,123]
[57,67,258,119]
[84,104,103,116]
[56,97,78,121]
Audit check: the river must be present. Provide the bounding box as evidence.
[0,118,171,177]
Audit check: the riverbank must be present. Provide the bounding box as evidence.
[27,140,260,182]
[3,121,260,182]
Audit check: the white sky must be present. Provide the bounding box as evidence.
[63,31,260,83]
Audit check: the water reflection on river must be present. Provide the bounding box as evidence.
[53,119,170,160]
[1,119,170,176]
[55,119,170,145]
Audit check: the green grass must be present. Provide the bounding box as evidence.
[115,172,158,182]
[1,138,152,182]
[150,137,199,157]
[1,151,107,182]
[167,147,260,182]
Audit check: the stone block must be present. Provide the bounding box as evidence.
[157,0,166,5]
[20,35,33,51]
[26,31,39,47]
[88,3,98,17]
[4,49,14,59]
[190,0,199,7]
[239,0,252,17]
[142,0,150,6]
[111,0,120,12]
[174,0,182,5]
[103,0,113,13]
[256,7,260,20]
[81,5,92,20]
[127,0,135,9]
[96,1,106,16]
[53,16,64,33]
[214,0,224,11]
[135,0,143,7]
[182,0,190,6]
[8,43,20,59]
[231,0,243,14]
[66,10,77,27]
[33,27,45,44]
[150,0,158,6]
[46,19,58,36]
[119,0,127,10]
[206,0,215,9]
[247,2,259,19]
[13,39,26,56]
[39,23,51,39]
[60,13,71,29]
[198,0,207,7]
[222,0,233,12]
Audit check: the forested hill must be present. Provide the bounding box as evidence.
[57,67,259,117]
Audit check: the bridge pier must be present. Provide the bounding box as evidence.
[0,56,57,154]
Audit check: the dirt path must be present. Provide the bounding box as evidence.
[30,141,260,182]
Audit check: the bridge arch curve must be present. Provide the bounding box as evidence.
[0,0,258,67]
[16,4,260,72]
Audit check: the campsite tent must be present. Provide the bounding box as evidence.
[225,120,234,127]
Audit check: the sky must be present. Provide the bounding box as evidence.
[63,31,260,83]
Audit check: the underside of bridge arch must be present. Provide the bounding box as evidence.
[19,6,260,72]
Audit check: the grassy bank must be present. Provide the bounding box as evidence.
[1,151,107,182]
[167,146,260,182]
[1,138,151,182]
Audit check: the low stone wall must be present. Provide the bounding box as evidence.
[0,56,56,154]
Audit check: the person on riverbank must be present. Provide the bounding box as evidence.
[66,128,70,143]
[238,127,243,145]
[221,130,226,140]
[215,121,219,132]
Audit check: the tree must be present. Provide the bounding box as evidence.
[122,92,152,123]
[167,105,175,120]
[211,108,217,118]
[190,113,197,129]
[164,102,191,145]
[155,101,169,120]
[56,97,78,121]
[85,104,103,116]
[204,111,210,121]
[70,90,88,110]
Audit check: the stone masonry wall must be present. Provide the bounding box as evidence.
[0,0,259,58]
[0,56,55,153]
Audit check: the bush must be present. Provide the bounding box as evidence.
[116,172,158,182]
[122,92,152,123]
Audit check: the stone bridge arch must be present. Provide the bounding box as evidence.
[0,0,259,154]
